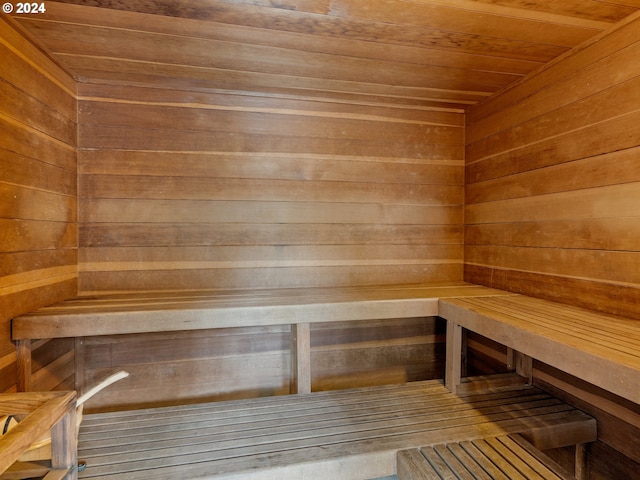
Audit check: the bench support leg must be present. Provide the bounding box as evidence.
[51,405,78,479]
[291,323,311,394]
[507,348,533,384]
[575,442,591,480]
[75,338,85,398]
[16,339,32,392]
[445,321,463,393]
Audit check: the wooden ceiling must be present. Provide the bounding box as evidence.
[13,0,640,110]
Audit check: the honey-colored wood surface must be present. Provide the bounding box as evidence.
[15,1,640,111]
[74,379,595,479]
[463,14,640,472]
[19,2,640,105]
[0,16,77,394]
[69,59,465,403]
[465,11,640,319]
[13,283,509,409]
[397,434,577,480]
[13,283,507,339]
[75,81,464,292]
[440,295,640,404]
[0,391,77,478]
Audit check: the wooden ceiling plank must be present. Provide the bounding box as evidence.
[211,0,331,15]
[20,4,545,76]
[456,0,639,23]
[395,0,618,27]
[16,17,525,100]
[21,4,568,63]
[328,0,607,47]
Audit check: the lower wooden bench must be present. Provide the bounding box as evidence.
[75,377,595,480]
[397,434,576,480]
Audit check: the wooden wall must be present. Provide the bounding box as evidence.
[464,11,640,477]
[77,84,464,292]
[74,82,462,407]
[465,11,640,318]
[0,16,77,393]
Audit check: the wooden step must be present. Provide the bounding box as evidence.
[397,434,576,480]
[76,378,595,480]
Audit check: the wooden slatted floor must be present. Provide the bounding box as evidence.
[77,376,595,480]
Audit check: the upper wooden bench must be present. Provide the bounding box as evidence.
[441,295,640,405]
[11,282,510,393]
[12,282,640,406]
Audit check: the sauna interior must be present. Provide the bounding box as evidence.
[1,0,640,478]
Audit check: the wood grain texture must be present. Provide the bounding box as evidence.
[464,15,640,471]
[14,1,640,109]
[74,379,595,479]
[0,16,77,394]
[0,391,77,477]
[76,82,464,292]
[398,435,576,480]
[12,283,509,409]
[440,295,640,404]
[465,11,640,319]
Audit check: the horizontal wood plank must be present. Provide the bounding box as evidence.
[78,152,463,184]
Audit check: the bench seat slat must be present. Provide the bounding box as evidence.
[432,444,478,480]
[455,441,511,480]
[467,438,531,479]
[484,437,547,479]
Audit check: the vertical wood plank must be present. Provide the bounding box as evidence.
[50,402,78,479]
[575,442,591,480]
[507,348,533,384]
[74,338,85,398]
[291,323,311,394]
[445,321,462,393]
[16,339,32,392]
[506,347,515,371]
[515,352,533,384]
[460,328,468,378]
